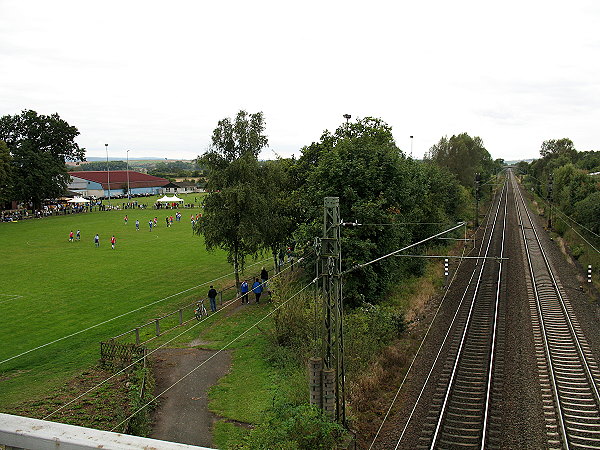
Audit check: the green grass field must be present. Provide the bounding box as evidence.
[0,193,257,407]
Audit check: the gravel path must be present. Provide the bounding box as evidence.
[150,347,231,448]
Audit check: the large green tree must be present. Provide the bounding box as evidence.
[427,133,494,187]
[540,138,577,159]
[0,110,85,208]
[194,110,269,289]
[293,117,464,306]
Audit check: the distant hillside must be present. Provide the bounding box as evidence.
[505,159,534,164]
[83,156,194,162]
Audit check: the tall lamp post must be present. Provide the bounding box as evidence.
[105,144,111,205]
[343,114,351,135]
[410,135,414,158]
[126,149,130,200]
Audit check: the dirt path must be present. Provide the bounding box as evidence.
[150,347,231,448]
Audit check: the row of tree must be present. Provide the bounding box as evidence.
[519,138,600,234]
[195,110,500,306]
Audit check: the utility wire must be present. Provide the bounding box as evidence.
[110,278,316,432]
[369,181,502,448]
[368,242,472,449]
[342,222,466,276]
[43,258,302,420]
[0,257,271,366]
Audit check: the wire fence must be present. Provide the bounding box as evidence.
[104,265,275,350]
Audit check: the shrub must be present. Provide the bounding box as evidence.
[241,403,348,449]
[344,304,405,376]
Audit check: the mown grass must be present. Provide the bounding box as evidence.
[0,195,240,408]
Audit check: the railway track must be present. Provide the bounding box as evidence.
[412,176,509,449]
[512,171,600,449]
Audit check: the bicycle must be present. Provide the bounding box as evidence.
[194,300,208,320]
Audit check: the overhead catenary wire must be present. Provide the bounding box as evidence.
[109,277,317,432]
[369,179,501,449]
[43,257,302,420]
[368,240,473,449]
[342,222,467,276]
[0,257,271,367]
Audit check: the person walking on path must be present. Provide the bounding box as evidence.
[240,280,249,304]
[260,267,269,295]
[76,229,80,241]
[135,219,139,231]
[252,278,263,303]
[94,233,100,247]
[208,286,218,313]
[111,235,116,250]
[69,230,74,242]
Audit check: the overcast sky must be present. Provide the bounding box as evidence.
[1,0,599,162]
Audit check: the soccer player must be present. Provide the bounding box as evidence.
[69,231,74,242]
[111,235,116,249]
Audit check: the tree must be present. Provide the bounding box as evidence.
[293,117,464,306]
[427,133,494,188]
[0,110,85,208]
[540,138,576,159]
[574,191,600,234]
[0,140,12,203]
[194,110,268,289]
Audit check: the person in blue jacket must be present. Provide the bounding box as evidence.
[240,280,249,304]
[252,278,263,303]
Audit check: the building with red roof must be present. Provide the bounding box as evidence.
[68,171,169,198]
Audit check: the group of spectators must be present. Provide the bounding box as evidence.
[207,267,271,313]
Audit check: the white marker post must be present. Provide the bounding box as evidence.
[444,258,449,288]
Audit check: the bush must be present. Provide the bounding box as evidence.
[344,304,405,376]
[240,403,348,449]
[571,244,585,259]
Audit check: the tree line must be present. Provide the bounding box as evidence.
[519,138,600,235]
[195,110,501,305]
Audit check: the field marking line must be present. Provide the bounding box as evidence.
[43,257,299,420]
[0,294,23,305]
[0,257,271,367]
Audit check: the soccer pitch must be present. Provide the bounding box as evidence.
[0,197,238,406]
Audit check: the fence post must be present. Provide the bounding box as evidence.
[155,319,160,336]
[589,265,593,289]
[219,291,223,305]
[178,309,183,325]
[134,328,140,345]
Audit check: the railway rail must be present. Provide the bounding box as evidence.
[512,171,600,448]
[409,176,509,448]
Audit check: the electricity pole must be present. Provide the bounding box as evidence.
[319,197,346,425]
[547,173,553,229]
[475,173,481,228]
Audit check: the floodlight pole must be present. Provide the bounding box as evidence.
[126,149,131,200]
[410,135,414,158]
[105,144,111,205]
